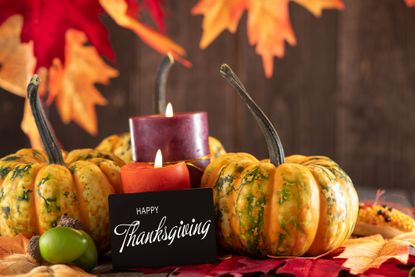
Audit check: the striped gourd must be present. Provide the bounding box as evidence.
[0,76,124,251]
[201,65,359,257]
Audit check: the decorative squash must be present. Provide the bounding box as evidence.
[96,54,226,163]
[201,64,359,257]
[0,76,124,251]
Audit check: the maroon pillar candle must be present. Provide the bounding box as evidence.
[129,112,210,169]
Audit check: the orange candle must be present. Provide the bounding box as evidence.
[121,150,191,193]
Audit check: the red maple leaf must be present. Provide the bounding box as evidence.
[0,0,114,70]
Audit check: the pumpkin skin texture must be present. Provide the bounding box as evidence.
[96,133,226,163]
[96,133,132,163]
[0,75,124,252]
[207,64,359,257]
[201,153,358,256]
[0,148,124,250]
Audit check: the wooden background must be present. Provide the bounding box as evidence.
[1,0,415,202]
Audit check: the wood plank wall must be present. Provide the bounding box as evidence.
[0,0,414,199]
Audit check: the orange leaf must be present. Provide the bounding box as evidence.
[406,0,415,7]
[0,15,35,97]
[292,0,344,17]
[49,29,119,136]
[335,232,415,274]
[191,0,248,49]
[0,234,29,259]
[100,0,191,67]
[21,100,43,150]
[247,0,296,78]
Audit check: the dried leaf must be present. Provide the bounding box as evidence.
[0,234,29,259]
[18,264,94,277]
[191,0,248,48]
[101,0,190,67]
[335,233,415,274]
[292,0,344,17]
[0,254,38,275]
[49,29,119,135]
[0,15,35,97]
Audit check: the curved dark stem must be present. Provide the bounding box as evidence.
[27,75,64,165]
[154,54,175,114]
[219,64,285,166]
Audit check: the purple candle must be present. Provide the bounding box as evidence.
[129,105,210,170]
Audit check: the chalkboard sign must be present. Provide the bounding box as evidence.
[108,188,217,269]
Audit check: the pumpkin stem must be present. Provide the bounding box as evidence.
[27,75,64,165]
[219,64,285,166]
[154,53,175,114]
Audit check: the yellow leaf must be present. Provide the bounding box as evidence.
[247,0,296,78]
[0,15,35,97]
[335,232,415,274]
[49,29,119,136]
[100,0,190,67]
[292,0,344,17]
[191,0,248,48]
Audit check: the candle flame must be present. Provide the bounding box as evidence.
[154,149,163,168]
[165,102,173,117]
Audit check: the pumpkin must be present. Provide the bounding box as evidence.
[201,64,359,257]
[0,76,124,251]
[96,55,226,163]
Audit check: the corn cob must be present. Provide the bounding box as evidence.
[353,203,415,238]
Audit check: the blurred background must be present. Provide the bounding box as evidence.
[1,0,415,202]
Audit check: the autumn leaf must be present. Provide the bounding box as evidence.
[335,233,415,274]
[19,264,94,277]
[192,0,344,77]
[191,0,248,48]
[247,0,296,78]
[406,0,415,7]
[0,15,35,97]
[0,0,114,70]
[292,0,344,17]
[49,29,119,136]
[277,258,346,277]
[0,254,38,275]
[21,100,43,150]
[0,234,29,259]
[101,0,190,67]
[141,0,167,32]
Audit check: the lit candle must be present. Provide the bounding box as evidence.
[129,103,210,170]
[121,149,191,193]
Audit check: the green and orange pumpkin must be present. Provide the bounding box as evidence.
[201,65,359,257]
[0,76,123,251]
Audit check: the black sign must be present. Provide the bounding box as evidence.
[108,188,217,269]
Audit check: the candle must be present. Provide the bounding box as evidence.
[121,149,191,193]
[129,103,210,169]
